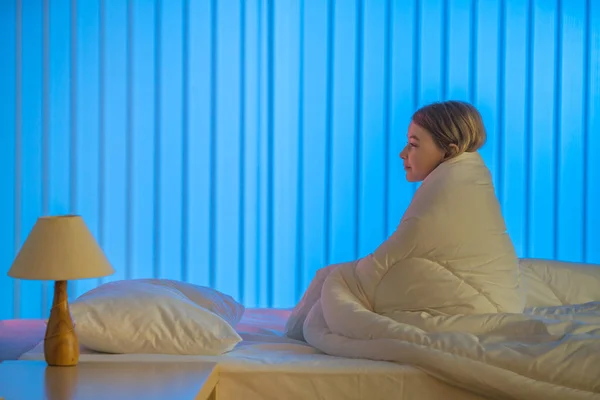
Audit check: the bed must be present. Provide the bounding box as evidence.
[3,154,599,399]
[1,308,487,400]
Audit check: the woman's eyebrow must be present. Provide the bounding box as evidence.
[409,135,420,141]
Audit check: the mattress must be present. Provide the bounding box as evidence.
[0,319,45,361]
[4,308,487,400]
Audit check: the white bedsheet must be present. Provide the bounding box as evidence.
[21,308,486,400]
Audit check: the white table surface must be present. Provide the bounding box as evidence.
[0,360,218,400]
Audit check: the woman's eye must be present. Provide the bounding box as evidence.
[409,143,417,148]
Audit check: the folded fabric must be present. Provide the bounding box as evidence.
[285,264,337,342]
[70,279,244,355]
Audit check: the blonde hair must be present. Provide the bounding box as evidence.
[412,101,486,157]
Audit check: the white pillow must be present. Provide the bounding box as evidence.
[133,279,245,325]
[70,279,244,355]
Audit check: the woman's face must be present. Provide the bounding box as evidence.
[399,122,446,182]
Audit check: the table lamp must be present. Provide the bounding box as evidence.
[7,215,115,367]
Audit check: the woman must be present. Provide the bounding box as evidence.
[349,99,523,316]
[297,101,600,400]
[286,100,522,342]
[400,100,486,182]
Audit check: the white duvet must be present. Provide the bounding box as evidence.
[298,152,600,400]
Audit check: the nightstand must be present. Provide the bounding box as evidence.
[0,360,218,400]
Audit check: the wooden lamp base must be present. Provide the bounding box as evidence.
[44,280,79,367]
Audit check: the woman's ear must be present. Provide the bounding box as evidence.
[444,144,460,160]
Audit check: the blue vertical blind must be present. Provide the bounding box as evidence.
[0,0,598,319]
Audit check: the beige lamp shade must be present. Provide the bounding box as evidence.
[7,215,115,281]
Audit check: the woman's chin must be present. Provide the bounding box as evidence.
[405,171,417,182]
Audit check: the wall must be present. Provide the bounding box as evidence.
[0,0,599,319]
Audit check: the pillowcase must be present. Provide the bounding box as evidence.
[70,279,245,355]
[134,279,245,325]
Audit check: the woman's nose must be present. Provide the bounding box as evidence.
[399,146,408,160]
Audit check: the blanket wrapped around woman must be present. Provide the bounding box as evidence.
[287,151,600,400]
